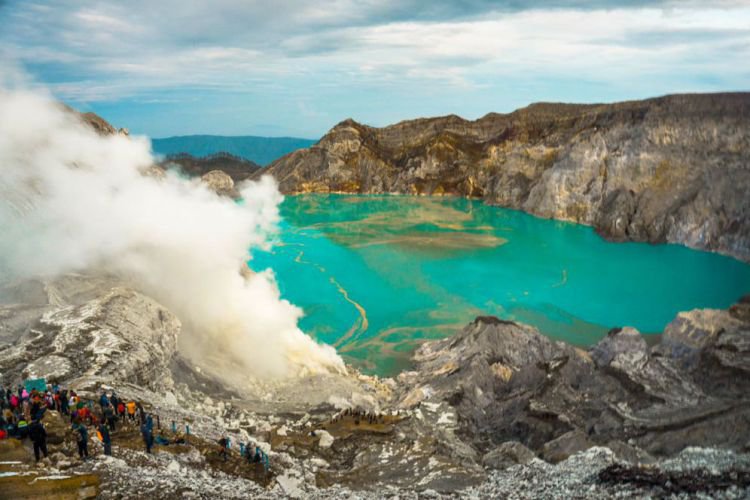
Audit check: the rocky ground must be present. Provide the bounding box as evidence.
[254,93,750,261]
[1,272,749,498]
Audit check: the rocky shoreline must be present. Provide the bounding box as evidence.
[254,93,750,262]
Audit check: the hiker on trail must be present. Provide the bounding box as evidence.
[72,419,89,460]
[244,443,256,463]
[99,392,109,411]
[77,404,91,426]
[104,403,116,432]
[60,390,69,415]
[126,401,136,422]
[117,401,126,422]
[254,445,262,464]
[28,419,48,462]
[155,432,170,446]
[218,436,229,461]
[141,414,154,453]
[137,402,146,425]
[98,421,112,456]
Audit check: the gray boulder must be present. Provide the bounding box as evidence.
[542,430,594,464]
[482,441,536,470]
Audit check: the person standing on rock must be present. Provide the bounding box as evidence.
[137,402,146,425]
[99,391,109,412]
[218,436,229,461]
[98,421,112,456]
[28,419,48,462]
[126,400,136,423]
[117,401,126,422]
[59,389,69,415]
[72,419,89,460]
[104,403,116,432]
[141,414,154,453]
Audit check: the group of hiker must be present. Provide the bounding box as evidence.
[1,382,271,473]
[1,384,57,461]
[0,383,157,462]
[218,435,270,470]
[330,407,389,426]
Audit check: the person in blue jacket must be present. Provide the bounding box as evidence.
[141,414,154,453]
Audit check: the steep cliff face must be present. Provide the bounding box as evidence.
[258,93,750,260]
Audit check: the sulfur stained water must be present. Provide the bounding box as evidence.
[250,194,750,376]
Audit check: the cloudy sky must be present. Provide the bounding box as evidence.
[1,1,748,138]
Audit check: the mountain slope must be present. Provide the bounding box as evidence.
[151,135,317,165]
[257,93,750,261]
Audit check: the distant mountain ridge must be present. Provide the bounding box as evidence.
[151,134,317,166]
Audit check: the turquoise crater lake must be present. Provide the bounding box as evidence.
[251,194,750,376]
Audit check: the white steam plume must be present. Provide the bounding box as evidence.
[0,83,344,379]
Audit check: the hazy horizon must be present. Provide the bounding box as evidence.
[2,0,748,138]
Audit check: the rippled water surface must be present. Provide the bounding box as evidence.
[251,194,750,375]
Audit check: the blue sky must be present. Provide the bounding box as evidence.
[1,0,749,139]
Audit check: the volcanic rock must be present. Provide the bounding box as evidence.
[257,93,750,261]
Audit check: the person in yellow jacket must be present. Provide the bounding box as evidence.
[126,401,137,422]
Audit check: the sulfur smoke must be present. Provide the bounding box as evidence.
[0,83,344,379]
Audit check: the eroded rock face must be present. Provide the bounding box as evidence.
[257,93,750,261]
[0,275,180,392]
[399,298,750,461]
[200,169,240,198]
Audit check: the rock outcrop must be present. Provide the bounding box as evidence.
[0,275,180,392]
[397,297,750,464]
[200,169,241,198]
[256,93,750,261]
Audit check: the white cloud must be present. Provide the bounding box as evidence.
[1,1,747,133]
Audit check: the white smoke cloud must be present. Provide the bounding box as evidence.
[0,80,344,380]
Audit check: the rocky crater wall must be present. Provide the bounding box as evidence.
[256,93,750,261]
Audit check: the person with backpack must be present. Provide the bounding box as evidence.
[110,393,119,412]
[28,419,48,462]
[104,404,116,432]
[99,392,109,412]
[218,436,229,461]
[249,442,258,461]
[60,389,69,415]
[141,414,154,453]
[98,421,112,456]
[72,419,89,460]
